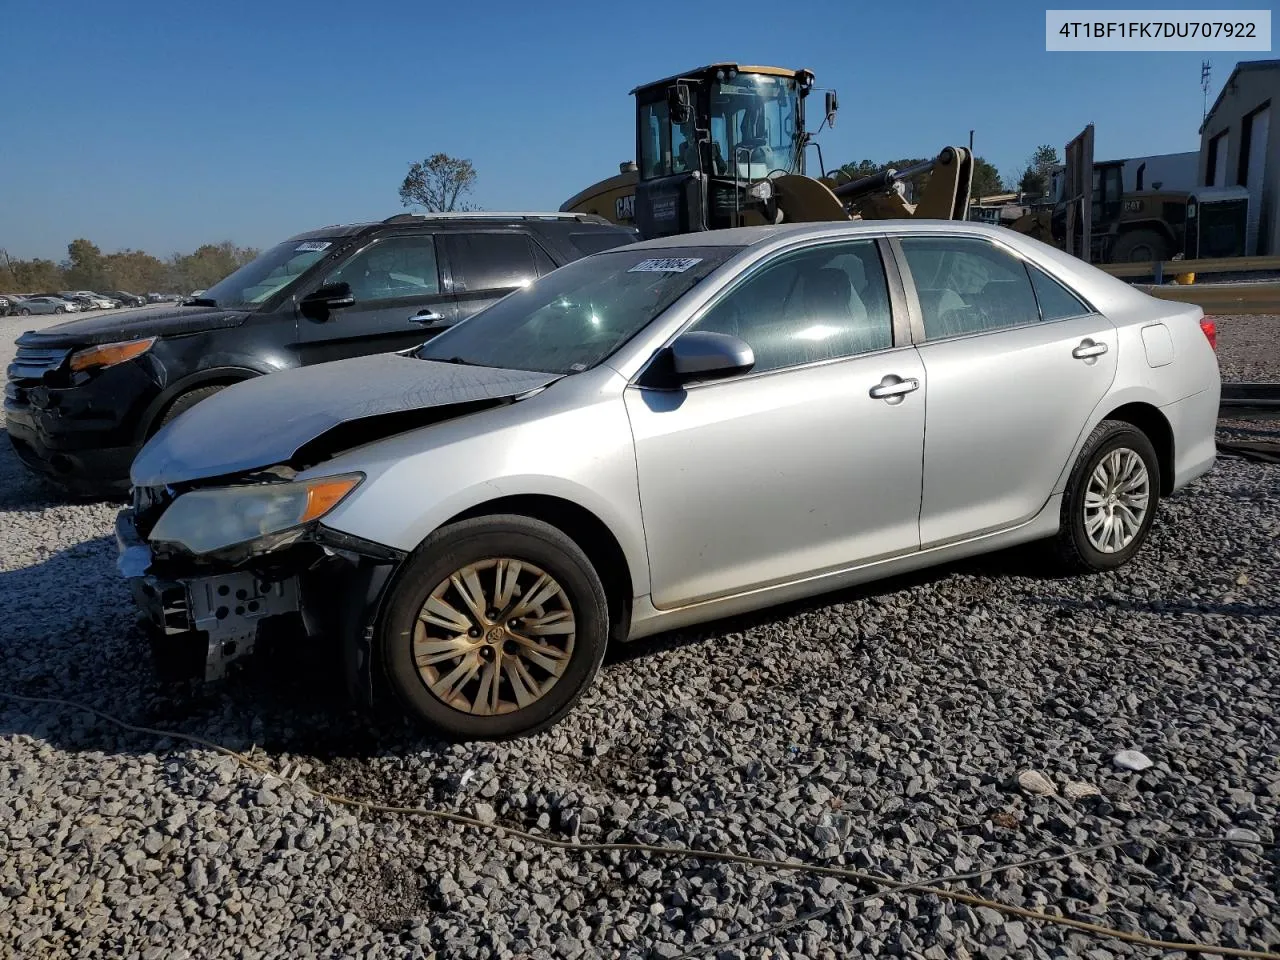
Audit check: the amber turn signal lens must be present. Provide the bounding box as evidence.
[69,337,157,373]
[300,476,362,523]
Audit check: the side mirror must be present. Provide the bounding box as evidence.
[667,83,692,125]
[669,330,754,383]
[825,90,839,128]
[298,281,354,321]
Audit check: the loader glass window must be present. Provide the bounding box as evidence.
[639,99,696,179]
[711,74,800,180]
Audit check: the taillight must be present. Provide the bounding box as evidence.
[1199,316,1217,351]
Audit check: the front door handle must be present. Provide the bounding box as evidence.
[869,375,920,401]
[409,310,446,326]
[1072,339,1109,359]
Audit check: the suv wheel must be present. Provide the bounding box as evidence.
[1053,420,1161,573]
[377,514,609,740]
[157,384,228,429]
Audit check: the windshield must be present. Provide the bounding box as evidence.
[415,246,739,374]
[198,238,336,307]
[710,74,800,180]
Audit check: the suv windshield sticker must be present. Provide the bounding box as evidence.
[295,241,332,253]
[627,257,703,273]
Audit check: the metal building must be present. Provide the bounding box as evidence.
[1198,58,1278,256]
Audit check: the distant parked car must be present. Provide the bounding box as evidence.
[66,291,119,310]
[110,291,147,308]
[12,296,74,316]
[0,294,17,316]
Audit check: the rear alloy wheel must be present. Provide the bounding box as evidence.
[378,515,609,740]
[1053,420,1161,573]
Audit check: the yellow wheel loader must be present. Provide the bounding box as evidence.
[560,63,975,241]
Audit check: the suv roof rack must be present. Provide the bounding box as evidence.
[381,211,613,225]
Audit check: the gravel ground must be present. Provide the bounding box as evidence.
[1,312,1278,959]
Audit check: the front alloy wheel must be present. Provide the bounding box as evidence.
[379,514,609,740]
[415,558,576,716]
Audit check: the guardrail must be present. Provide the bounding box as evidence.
[1137,281,1280,315]
[1100,254,1280,280]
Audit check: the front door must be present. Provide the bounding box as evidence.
[896,235,1119,547]
[625,238,926,609]
[295,233,454,365]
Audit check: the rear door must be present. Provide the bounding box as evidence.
[294,232,454,365]
[441,231,543,323]
[894,234,1119,547]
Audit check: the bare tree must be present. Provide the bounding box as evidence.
[399,153,478,212]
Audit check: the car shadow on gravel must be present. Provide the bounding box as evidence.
[0,425,128,514]
[0,528,1077,770]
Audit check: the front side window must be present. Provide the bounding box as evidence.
[899,236,1040,339]
[709,74,800,180]
[415,246,739,374]
[691,239,893,374]
[325,235,440,302]
[444,233,538,292]
[200,238,337,307]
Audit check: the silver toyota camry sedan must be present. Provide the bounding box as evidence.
[116,221,1221,740]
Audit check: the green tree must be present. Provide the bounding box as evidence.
[62,238,109,290]
[1016,144,1061,199]
[10,258,64,292]
[169,241,259,292]
[103,249,170,293]
[969,157,1004,197]
[399,153,478,211]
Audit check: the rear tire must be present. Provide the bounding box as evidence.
[1052,420,1161,574]
[377,514,609,741]
[1111,228,1170,264]
[157,384,228,430]
[20,308,30,316]
[55,306,65,314]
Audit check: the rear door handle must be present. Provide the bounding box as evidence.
[1072,339,1108,359]
[409,310,446,326]
[869,376,920,400]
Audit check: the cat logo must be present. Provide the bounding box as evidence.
[1123,199,1144,213]
[616,194,635,222]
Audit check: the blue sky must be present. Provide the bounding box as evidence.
[0,0,1266,260]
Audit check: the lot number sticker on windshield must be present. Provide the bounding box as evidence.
[295,241,332,252]
[627,257,703,273]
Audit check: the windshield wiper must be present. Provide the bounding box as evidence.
[183,297,218,307]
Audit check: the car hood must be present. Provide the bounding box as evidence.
[130,353,561,487]
[14,304,250,347]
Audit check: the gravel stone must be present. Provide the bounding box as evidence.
[1,312,1278,957]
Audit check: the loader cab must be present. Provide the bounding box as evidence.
[633,63,815,239]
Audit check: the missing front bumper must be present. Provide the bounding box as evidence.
[116,507,405,695]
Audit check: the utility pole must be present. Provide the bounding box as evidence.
[1201,60,1212,123]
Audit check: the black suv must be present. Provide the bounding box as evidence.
[5,212,637,497]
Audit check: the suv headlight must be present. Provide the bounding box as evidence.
[70,336,156,372]
[148,473,363,555]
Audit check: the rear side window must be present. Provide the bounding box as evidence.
[1028,263,1091,321]
[445,233,538,291]
[568,230,637,255]
[900,237,1040,339]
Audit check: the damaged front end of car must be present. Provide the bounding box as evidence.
[112,351,565,705]
[116,466,407,706]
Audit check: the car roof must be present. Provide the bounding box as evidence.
[286,212,622,243]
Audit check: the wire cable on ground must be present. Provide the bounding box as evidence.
[3,690,1278,960]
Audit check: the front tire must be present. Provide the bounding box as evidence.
[1053,420,1161,573]
[377,514,609,741]
[54,306,65,314]
[156,383,228,430]
[1111,228,1170,264]
[20,308,30,316]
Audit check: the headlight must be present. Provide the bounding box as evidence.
[147,473,363,555]
[69,336,156,372]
